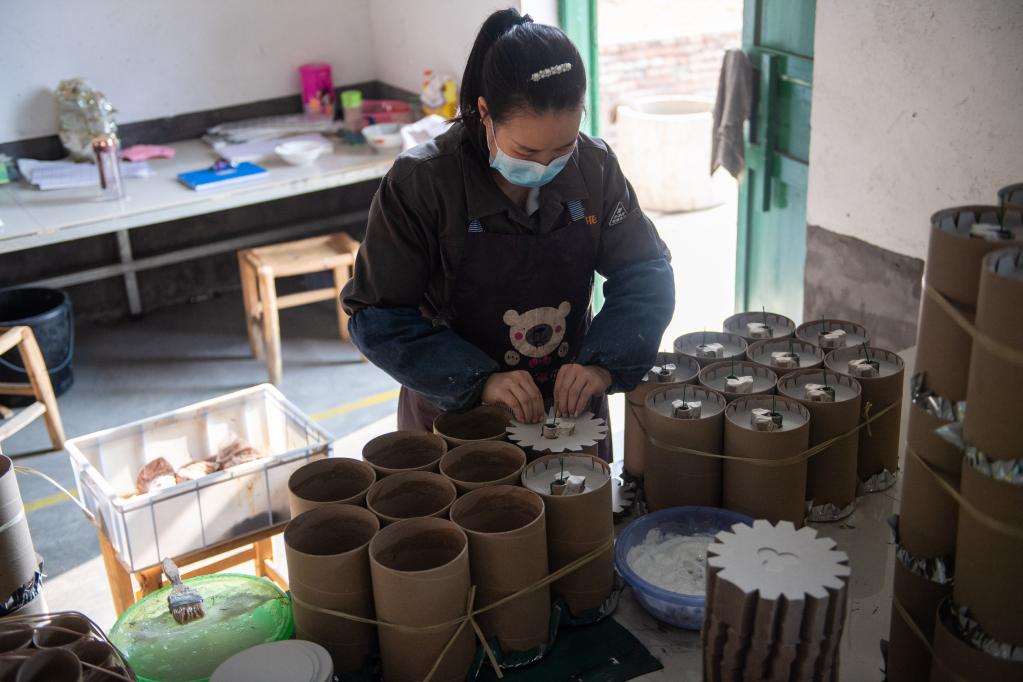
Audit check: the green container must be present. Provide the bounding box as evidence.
[109,573,294,682]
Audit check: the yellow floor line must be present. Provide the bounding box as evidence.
[22,389,400,514]
[24,489,77,514]
[309,388,400,422]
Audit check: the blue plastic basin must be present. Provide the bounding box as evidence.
[615,506,753,630]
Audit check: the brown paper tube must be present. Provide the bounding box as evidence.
[12,647,81,682]
[825,346,905,485]
[362,431,447,477]
[930,597,1023,682]
[778,369,861,520]
[698,361,777,402]
[885,559,952,682]
[927,205,1022,306]
[285,504,379,674]
[0,654,30,682]
[673,331,748,368]
[999,183,1023,210]
[795,319,870,349]
[521,455,613,616]
[366,471,457,526]
[953,462,1023,645]
[439,442,526,495]
[288,457,377,516]
[642,385,727,510]
[746,338,824,376]
[899,409,962,558]
[914,292,975,402]
[369,517,474,682]
[449,486,549,653]
[0,456,38,609]
[964,247,1023,461]
[0,625,33,654]
[68,640,114,668]
[722,311,796,342]
[31,615,91,649]
[623,352,700,477]
[723,396,811,526]
[433,406,511,448]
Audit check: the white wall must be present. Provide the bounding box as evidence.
[368,0,523,95]
[807,0,1023,261]
[1,0,375,142]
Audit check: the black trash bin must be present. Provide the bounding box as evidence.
[0,288,74,407]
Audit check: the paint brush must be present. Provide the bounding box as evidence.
[163,557,205,624]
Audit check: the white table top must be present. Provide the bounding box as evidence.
[0,138,397,254]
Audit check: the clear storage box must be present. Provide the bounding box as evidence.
[67,385,333,571]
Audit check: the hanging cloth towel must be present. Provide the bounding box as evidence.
[711,49,755,180]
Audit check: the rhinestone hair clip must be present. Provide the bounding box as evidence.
[530,63,573,82]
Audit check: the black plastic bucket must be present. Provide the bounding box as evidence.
[0,288,74,406]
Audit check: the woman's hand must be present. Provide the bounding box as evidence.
[555,364,612,417]
[482,371,544,423]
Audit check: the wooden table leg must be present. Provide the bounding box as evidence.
[135,565,164,601]
[238,252,264,360]
[18,329,66,449]
[257,267,282,385]
[253,538,273,578]
[97,530,136,615]
[332,266,350,342]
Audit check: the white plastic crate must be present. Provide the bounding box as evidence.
[66,384,333,571]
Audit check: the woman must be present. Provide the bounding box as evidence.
[341,9,674,460]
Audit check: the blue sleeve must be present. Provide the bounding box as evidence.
[349,306,501,411]
[576,257,675,393]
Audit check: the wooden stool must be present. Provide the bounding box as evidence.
[97,523,289,615]
[0,326,66,451]
[237,233,361,384]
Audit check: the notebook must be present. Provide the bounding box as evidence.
[177,162,268,191]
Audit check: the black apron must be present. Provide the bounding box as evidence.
[398,200,612,461]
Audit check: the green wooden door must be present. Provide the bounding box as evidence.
[735,0,815,321]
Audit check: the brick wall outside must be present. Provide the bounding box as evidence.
[597,31,741,144]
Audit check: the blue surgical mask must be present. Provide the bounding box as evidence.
[487,121,574,189]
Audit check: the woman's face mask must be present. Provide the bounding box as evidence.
[486,119,575,189]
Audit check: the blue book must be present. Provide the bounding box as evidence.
[177,162,268,191]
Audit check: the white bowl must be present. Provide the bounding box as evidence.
[362,123,403,150]
[275,140,331,166]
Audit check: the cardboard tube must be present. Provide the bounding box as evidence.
[914,292,975,402]
[68,640,114,668]
[521,455,613,617]
[673,331,748,368]
[778,369,861,519]
[723,396,811,526]
[434,406,512,448]
[449,486,549,653]
[366,471,457,526]
[12,647,81,682]
[795,319,870,349]
[698,361,777,402]
[284,504,379,674]
[439,442,526,495]
[954,463,1023,645]
[722,311,796,342]
[0,624,33,653]
[885,559,951,682]
[927,206,1022,307]
[642,385,727,510]
[825,346,905,484]
[369,517,474,682]
[746,338,824,376]
[31,615,91,649]
[362,431,447,477]
[900,408,962,558]
[0,456,38,611]
[623,352,700,477]
[964,247,1023,460]
[288,457,377,516]
[931,597,1023,682]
